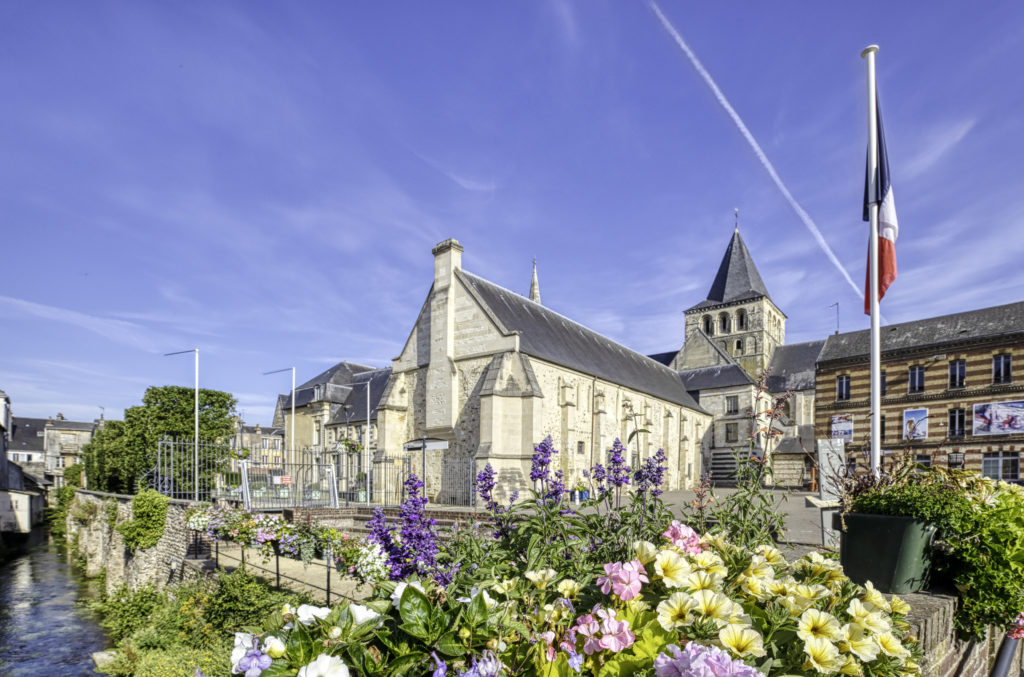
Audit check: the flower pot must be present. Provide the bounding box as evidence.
[834,512,937,594]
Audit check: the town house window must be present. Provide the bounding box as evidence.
[879,415,886,443]
[726,396,739,415]
[880,371,886,396]
[994,354,1013,385]
[949,359,966,389]
[836,375,850,401]
[725,423,739,444]
[915,454,933,468]
[982,451,1019,481]
[908,366,925,393]
[948,408,966,438]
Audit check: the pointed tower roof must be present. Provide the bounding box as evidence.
[687,228,771,312]
[529,259,541,305]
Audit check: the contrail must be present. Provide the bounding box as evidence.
[649,2,863,301]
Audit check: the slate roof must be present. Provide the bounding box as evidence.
[678,365,753,392]
[47,419,95,432]
[766,340,825,392]
[241,425,284,436]
[458,270,704,411]
[9,417,47,452]
[818,301,1024,364]
[328,368,392,423]
[774,424,816,455]
[646,351,678,367]
[687,229,772,312]
[298,361,377,390]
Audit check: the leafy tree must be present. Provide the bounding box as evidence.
[83,386,237,494]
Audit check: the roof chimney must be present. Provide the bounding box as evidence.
[432,238,463,292]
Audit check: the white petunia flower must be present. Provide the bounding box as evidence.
[390,581,426,609]
[297,604,331,625]
[298,653,350,677]
[349,603,381,626]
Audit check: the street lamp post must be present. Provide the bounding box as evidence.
[263,367,295,463]
[165,348,199,502]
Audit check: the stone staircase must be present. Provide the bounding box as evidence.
[708,449,741,486]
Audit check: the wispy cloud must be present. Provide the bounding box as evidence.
[648,2,863,303]
[902,118,976,180]
[414,152,496,193]
[0,295,163,352]
[551,0,581,49]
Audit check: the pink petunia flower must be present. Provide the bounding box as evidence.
[573,613,602,655]
[663,520,703,554]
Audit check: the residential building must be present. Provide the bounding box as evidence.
[8,414,96,488]
[815,302,1024,479]
[230,422,286,465]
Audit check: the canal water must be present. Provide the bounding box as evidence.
[0,534,110,676]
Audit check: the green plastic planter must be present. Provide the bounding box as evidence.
[834,512,937,594]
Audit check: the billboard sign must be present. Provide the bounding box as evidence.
[830,414,854,444]
[903,408,928,440]
[973,400,1024,436]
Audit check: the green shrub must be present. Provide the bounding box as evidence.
[96,585,165,643]
[204,567,309,632]
[63,462,85,488]
[47,485,78,540]
[105,499,120,528]
[134,646,228,677]
[117,489,169,552]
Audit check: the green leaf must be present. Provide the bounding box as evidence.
[385,651,427,677]
[627,429,650,444]
[260,662,298,677]
[398,585,431,628]
[364,598,393,615]
[467,592,488,627]
[285,622,314,667]
[399,621,430,641]
[598,654,646,677]
[346,644,375,675]
[436,631,468,657]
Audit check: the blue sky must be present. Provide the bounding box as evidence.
[3,2,1023,424]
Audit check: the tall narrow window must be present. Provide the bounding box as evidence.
[725,423,739,444]
[577,441,585,455]
[735,339,743,354]
[948,408,965,438]
[736,309,747,331]
[880,371,887,396]
[879,415,886,443]
[949,359,966,389]
[908,366,925,393]
[994,354,1013,385]
[718,313,730,334]
[702,315,714,336]
[726,396,739,414]
[836,375,850,401]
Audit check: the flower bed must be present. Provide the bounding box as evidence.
[196,437,922,677]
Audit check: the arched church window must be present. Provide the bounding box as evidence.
[735,339,743,354]
[702,315,714,335]
[718,312,730,334]
[736,309,747,331]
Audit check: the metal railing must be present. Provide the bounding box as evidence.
[152,437,477,509]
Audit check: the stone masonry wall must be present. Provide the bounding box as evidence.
[66,489,194,595]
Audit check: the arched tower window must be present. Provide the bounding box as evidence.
[736,308,747,331]
[735,339,743,354]
[718,312,730,334]
[702,315,714,335]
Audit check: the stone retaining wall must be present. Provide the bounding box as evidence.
[65,489,196,595]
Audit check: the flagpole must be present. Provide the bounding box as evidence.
[862,44,882,478]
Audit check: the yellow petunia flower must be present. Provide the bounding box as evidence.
[690,589,735,627]
[633,540,658,565]
[839,654,864,676]
[744,554,775,581]
[656,591,696,631]
[556,578,582,599]
[655,549,692,588]
[839,623,879,663]
[685,570,723,593]
[877,631,911,659]
[718,623,766,658]
[524,569,557,589]
[803,636,843,674]
[889,595,911,616]
[798,608,843,643]
[862,581,892,613]
[691,551,728,577]
[754,544,786,566]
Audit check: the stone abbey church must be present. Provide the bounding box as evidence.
[276,229,821,496]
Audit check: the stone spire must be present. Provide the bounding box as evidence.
[529,259,541,305]
[703,228,770,305]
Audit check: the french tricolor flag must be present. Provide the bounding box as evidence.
[863,98,898,314]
